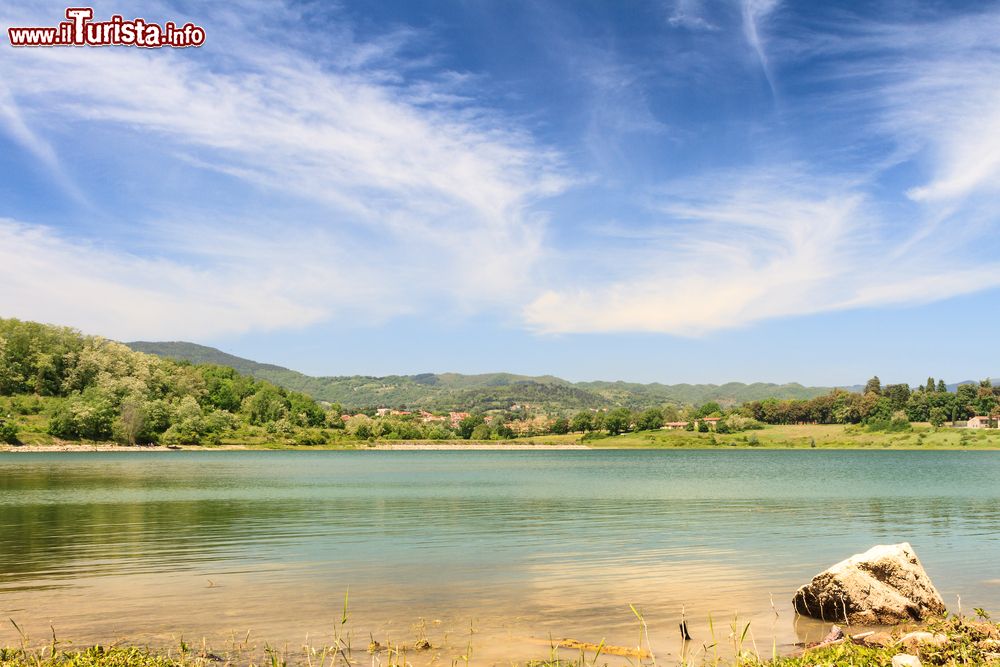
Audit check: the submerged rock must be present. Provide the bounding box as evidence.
[792,543,946,624]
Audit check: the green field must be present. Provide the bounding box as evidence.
[589,423,1000,449]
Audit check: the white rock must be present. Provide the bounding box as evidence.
[891,654,922,667]
[792,543,946,624]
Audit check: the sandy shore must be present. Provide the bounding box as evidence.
[0,442,588,452]
[371,442,590,450]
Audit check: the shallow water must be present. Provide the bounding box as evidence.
[1,450,998,664]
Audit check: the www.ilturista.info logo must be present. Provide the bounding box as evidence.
[8,7,206,48]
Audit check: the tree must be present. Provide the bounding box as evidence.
[570,411,593,433]
[929,407,947,427]
[956,384,978,419]
[884,384,911,411]
[635,408,664,431]
[926,377,936,393]
[243,385,288,425]
[114,397,147,446]
[905,392,929,422]
[695,401,722,418]
[288,391,325,427]
[976,386,998,418]
[458,414,485,439]
[470,423,492,440]
[0,414,17,444]
[864,376,882,395]
[551,417,569,434]
[604,408,631,435]
[346,414,374,438]
[937,380,947,393]
[47,388,116,440]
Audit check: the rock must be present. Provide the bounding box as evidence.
[805,625,845,651]
[819,625,845,645]
[862,631,896,647]
[792,543,946,624]
[891,654,922,667]
[970,622,1000,640]
[899,631,949,651]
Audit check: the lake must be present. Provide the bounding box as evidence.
[1,450,998,664]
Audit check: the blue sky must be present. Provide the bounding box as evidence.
[2,0,1000,385]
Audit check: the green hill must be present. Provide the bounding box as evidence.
[127,341,835,411]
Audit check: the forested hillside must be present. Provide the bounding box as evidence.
[0,319,327,446]
[127,341,834,410]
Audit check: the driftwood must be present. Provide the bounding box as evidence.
[555,639,651,659]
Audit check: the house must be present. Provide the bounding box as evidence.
[419,410,446,423]
[691,416,722,430]
[967,415,996,429]
[663,421,688,430]
[449,411,471,427]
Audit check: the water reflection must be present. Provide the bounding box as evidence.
[1,450,998,664]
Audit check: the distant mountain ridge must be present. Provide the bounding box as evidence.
[127,341,842,411]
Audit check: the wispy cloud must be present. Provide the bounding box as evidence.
[740,0,780,94]
[3,1,1000,347]
[523,4,1000,336]
[0,2,570,337]
[523,167,1000,335]
[667,0,719,31]
[0,218,335,340]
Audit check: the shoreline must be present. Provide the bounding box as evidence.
[0,442,591,452]
[1,614,998,667]
[5,441,1000,452]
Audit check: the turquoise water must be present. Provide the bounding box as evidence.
[1,450,998,662]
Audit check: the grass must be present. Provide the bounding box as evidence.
[592,423,1000,450]
[4,614,1000,667]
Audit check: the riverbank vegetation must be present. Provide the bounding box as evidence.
[4,318,1000,449]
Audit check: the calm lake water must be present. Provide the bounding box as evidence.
[1,450,999,664]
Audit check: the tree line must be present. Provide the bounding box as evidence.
[740,376,998,429]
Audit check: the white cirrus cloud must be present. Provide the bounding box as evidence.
[0,1,572,337]
[522,169,1000,335]
[0,218,337,341]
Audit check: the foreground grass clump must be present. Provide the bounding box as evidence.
[744,616,1000,667]
[0,646,180,667]
[3,615,1000,667]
